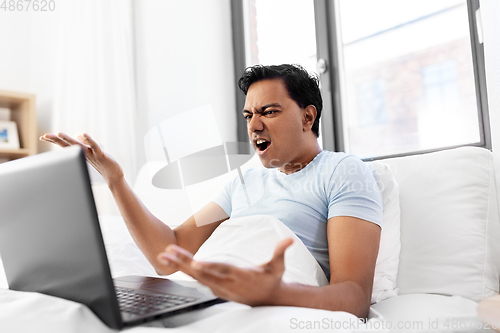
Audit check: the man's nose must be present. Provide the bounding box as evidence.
[248,114,264,132]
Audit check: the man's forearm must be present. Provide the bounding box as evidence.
[270,281,371,319]
[107,177,177,274]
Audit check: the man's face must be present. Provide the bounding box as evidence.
[243,78,306,169]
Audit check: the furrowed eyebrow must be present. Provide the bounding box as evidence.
[261,103,281,112]
[242,103,282,115]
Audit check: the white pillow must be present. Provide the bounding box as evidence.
[372,294,484,332]
[188,215,329,287]
[99,214,328,286]
[367,161,401,303]
[99,215,158,278]
[382,147,500,302]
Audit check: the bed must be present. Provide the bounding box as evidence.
[2,147,498,332]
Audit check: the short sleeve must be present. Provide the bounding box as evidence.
[212,175,235,217]
[327,156,383,228]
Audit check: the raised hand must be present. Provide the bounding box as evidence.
[40,132,124,185]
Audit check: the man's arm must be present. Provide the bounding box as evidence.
[108,177,229,275]
[157,216,381,318]
[40,132,229,275]
[267,216,381,318]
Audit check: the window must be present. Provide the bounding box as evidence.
[241,0,317,70]
[232,0,321,145]
[232,0,490,159]
[356,79,386,128]
[422,60,460,110]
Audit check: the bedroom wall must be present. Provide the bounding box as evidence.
[0,0,237,170]
[133,0,237,168]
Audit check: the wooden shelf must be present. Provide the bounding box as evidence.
[0,148,31,159]
[0,90,37,162]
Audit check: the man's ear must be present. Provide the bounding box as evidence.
[302,105,317,131]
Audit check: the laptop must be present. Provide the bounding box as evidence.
[0,146,222,329]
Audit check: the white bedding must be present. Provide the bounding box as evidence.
[169,215,329,287]
[0,215,387,332]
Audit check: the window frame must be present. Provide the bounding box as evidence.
[231,0,491,160]
[231,0,250,145]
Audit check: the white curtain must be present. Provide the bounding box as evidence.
[53,0,137,183]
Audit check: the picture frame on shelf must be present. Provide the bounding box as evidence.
[0,121,20,150]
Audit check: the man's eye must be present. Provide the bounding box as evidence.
[243,114,252,120]
[264,110,277,116]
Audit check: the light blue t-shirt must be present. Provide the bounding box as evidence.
[212,150,383,280]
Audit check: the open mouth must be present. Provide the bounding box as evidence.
[255,139,271,153]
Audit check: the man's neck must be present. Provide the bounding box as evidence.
[279,142,322,175]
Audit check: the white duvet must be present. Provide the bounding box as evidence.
[0,215,387,333]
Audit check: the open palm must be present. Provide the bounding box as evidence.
[40,132,124,184]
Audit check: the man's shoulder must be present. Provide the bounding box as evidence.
[316,150,364,169]
[315,151,371,180]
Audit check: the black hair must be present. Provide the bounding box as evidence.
[238,64,323,138]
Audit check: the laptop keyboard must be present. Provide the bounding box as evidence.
[115,287,198,316]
